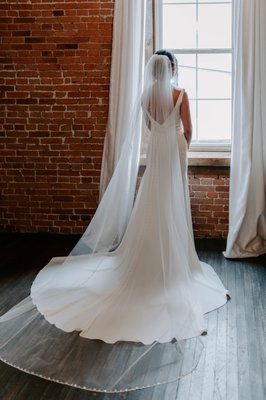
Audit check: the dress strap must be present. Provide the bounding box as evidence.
[175,89,185,109]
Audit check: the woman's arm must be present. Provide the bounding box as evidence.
[180,91,192,148]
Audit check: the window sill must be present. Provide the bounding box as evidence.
[188,151,231,167]
[139,151,231,168]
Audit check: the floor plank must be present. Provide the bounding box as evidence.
[0,234,265,400]
[226,260,238,400]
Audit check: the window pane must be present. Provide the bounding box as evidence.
[163,0,231,2]
[163,0,196,4]
[161,1,232,146]
[175,54,196,98]
[163,5,196,49]
[198,100,231,141]
[163,0,231,3]
[198,54,232,98]
[198,4,232,49]
[198,0,231,3]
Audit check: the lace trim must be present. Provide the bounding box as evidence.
[0,345,205,393]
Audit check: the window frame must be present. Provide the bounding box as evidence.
[155,0,233,152]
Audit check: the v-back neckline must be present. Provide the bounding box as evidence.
[145,89,184,127]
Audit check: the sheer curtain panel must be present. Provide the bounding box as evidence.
[99,0,146,198]
[224,0,266,258]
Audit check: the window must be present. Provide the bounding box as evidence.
[156,0,233,151]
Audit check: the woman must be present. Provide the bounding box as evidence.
[0,51,229,391]
[155,49,192,148]
[30,51,229,342]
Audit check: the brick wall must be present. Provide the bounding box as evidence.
[0,0,230,238]
[0,0,114,233]
[188,167,229,239]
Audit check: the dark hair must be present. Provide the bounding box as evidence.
[155,49,177,68]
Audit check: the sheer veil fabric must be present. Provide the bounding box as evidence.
[0,55,229,392]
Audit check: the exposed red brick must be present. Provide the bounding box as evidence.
[1,0,114,234]
[188,169,229,238]
[1,1,230,239]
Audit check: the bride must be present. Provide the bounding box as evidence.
[0,50,229,391]
[30,50,229,343]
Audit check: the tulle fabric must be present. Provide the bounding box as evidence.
[0,297,206,393]
[0,55,229,392]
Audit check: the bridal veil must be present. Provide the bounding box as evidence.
[0,55,228,392]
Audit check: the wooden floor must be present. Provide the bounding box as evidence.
[0,233,265,400]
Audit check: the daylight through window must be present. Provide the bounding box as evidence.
[157,0,233,150]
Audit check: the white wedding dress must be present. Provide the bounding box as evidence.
[30,89,229,345]
[0,55,229,392]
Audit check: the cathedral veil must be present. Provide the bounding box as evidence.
[0,55,207,392]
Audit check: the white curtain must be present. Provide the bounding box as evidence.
[224,0,266,258]
[99,0,146,198]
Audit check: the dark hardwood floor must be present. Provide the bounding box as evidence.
[0,233,265,400]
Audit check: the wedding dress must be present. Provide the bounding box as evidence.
[0,55,229,392]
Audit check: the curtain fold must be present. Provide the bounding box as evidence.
[99,0,147,198]
[224,0,266,258]
[140,0,155,160]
